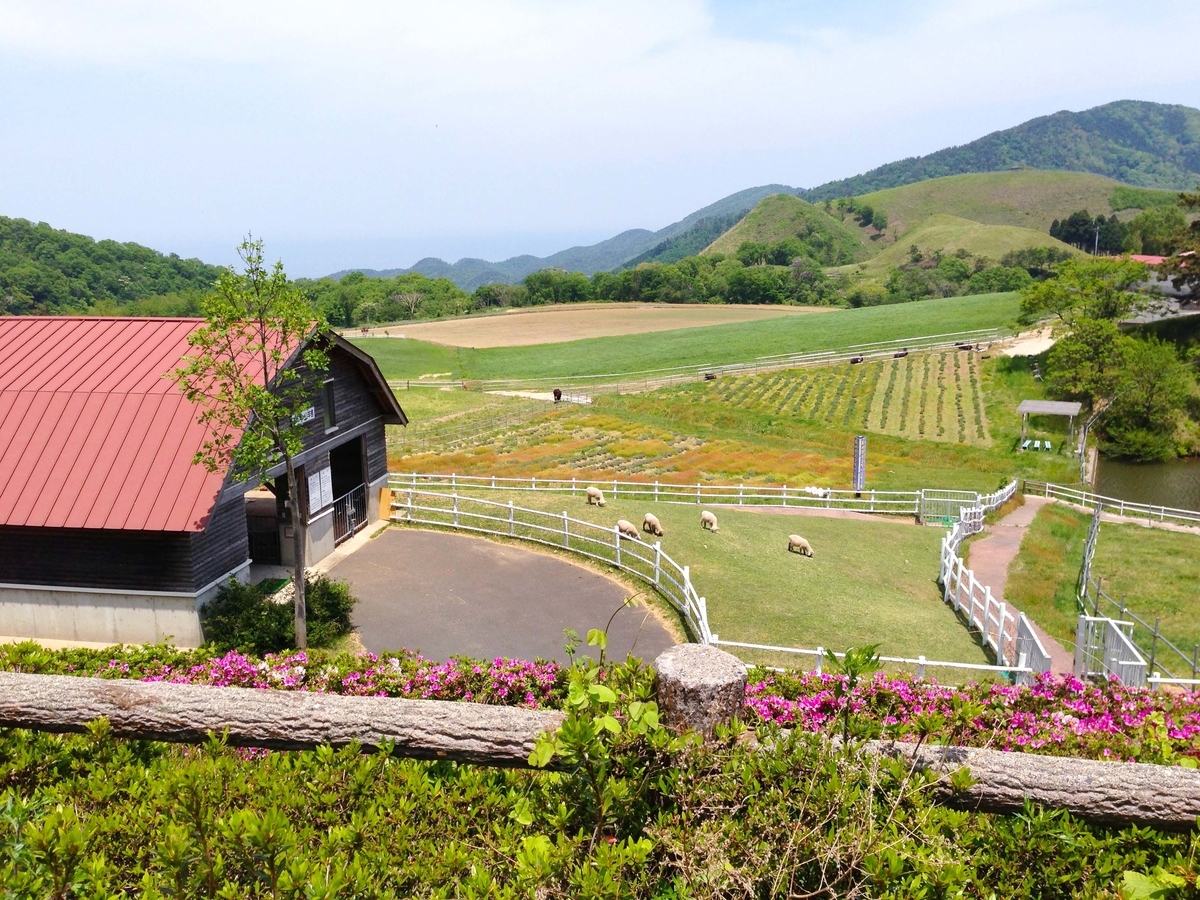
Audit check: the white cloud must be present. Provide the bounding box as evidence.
[0,0,1197,273]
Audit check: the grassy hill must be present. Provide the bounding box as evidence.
[800,99,1200,200]
[851,170,1178,242]
[839,215,1078,275]
[702,194,864,264]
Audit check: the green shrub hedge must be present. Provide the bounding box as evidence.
[199,576,356,655]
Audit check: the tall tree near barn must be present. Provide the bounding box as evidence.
[175,237,328,648]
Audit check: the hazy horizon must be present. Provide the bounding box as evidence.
[2,0,1198,278]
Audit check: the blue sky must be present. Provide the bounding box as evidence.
[1,0,1198,277]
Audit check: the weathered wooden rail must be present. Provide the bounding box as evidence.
[4,653,1200,827]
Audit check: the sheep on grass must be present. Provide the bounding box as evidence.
[787,534,814,557]
[616,519,639,539]
[585,486,606,507]
[700,510,719,532]
[642,512,664,537]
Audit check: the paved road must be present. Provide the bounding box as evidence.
[327,528,676,663]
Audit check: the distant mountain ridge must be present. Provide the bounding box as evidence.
[330,99,1200,290]
[327,185,795,290]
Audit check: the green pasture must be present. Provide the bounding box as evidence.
[394,387,530,426]
[398,487,990,669]
[358,292,1020,382]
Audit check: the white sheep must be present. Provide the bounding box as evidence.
[616,519,639,539]
[642,512,664,537]
[787,534,813,557]
[700,510,719,532]
[801,486,830,499]
[585,486,606,507]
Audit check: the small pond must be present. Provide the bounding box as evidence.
[1093,456,1200,512]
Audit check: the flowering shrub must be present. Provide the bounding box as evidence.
[0,641,567,708]
[145,649,566,707]
[746,670,1200,765]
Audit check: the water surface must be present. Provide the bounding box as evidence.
[1094,457,1200,511]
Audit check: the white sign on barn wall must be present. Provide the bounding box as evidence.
[307,466,334,514]
[293,406,316,425]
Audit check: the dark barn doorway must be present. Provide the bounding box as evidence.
[329,437,367,544]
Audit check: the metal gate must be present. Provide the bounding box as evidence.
[247,514,282,565]
[333,484,367,545]
[919,489,980,526]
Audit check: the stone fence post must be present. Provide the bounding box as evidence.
[653,643,747,737]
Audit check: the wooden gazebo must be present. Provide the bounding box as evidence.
[1017,399,1083,449]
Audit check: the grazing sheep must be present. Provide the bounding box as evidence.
[801,486,830,499]
[700,510,719,532]
[585,486,606,507]
[787,534,813,557]
[642,512,664,537]
[616,519,639,539]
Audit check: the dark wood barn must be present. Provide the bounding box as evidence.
[0,317,405,646]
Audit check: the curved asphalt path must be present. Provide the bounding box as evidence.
[327,529,675,663]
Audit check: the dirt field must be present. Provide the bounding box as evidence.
[352,303,832,348]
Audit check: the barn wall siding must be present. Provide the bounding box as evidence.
[0,526,194,592]
[190,493,250,592]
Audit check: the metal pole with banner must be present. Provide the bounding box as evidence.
[853,435,866,496]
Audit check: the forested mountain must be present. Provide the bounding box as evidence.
[704,195,864,264]
[0,216,224,315]
[798,100,1200,201]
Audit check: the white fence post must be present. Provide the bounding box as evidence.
[406,490,413,520]
[696,483,701,504]
[451,473,456,491]
[508,501,514,536]
[815,646,824,674]
[654,481,660,501]
[739,484,744,506]
[614,525,622,567]
[453,494,459,528]
[491,475,496,488]
[654,541,661,586]
[613,480,617,499]
[782,485,787,507]
[917,655,926,680]
[997,601,1008,664]
[562,512,569,548]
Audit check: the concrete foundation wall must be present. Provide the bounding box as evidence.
[0,561,250,648]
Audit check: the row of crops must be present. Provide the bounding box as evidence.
[711,351,991,446]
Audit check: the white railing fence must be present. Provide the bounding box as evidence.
[390,472,1010,519]
[1014,613,1053,680]
[1023,480,1200,527]
[390,489,710,643]
[936,480,1023,667]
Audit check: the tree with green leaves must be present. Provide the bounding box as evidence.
[1018,256,1148,327]
[175,237,328,648]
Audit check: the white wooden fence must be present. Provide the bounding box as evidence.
[390,489,711,643]
[1023,481,1200,527]
[390,472,999,520]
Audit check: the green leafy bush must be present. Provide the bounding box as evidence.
[200,576,357,655]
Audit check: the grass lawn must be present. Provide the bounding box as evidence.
[358,292,1021,383]
[1091,521,1200,664]
[402,487,990,671]
[395,387,531,427]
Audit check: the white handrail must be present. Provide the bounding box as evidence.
[1024,481,1200,526]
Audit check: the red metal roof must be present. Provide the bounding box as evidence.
[0,317,230,532]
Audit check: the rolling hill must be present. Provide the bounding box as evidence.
[799,100,1200,201]
[837,215,1079,276]
[849,170,1177,240]
[702,194,864,264]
